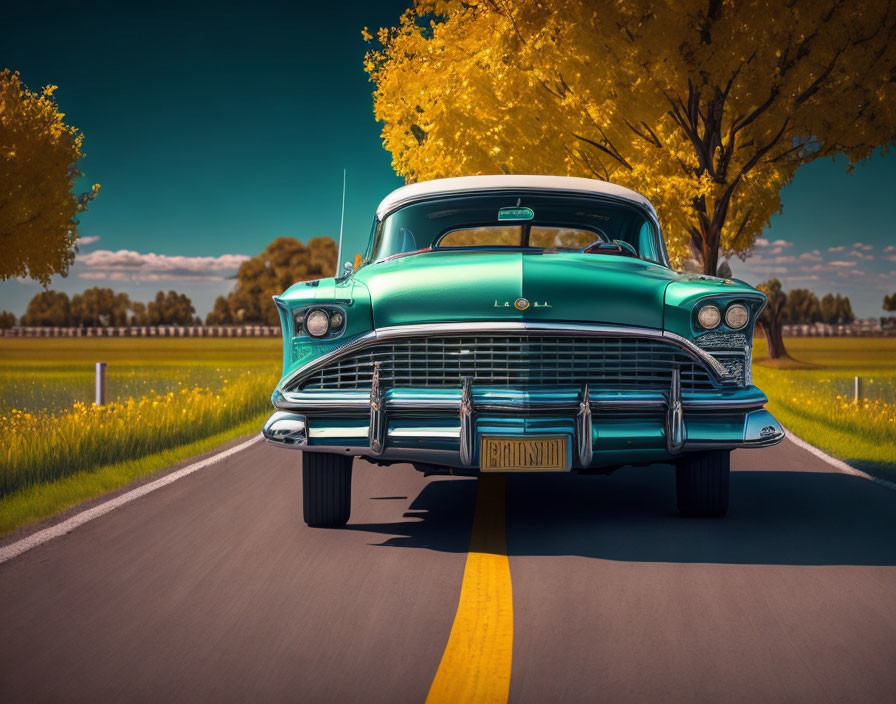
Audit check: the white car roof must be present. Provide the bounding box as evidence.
[376,175,656,219]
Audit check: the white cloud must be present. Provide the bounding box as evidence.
[849,250,874,260]
[828,260,858,267]
[77,249,249,282]
[78,236,101,246]
[827,246,846,252]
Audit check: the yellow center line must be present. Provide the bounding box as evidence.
[426,474,513,704]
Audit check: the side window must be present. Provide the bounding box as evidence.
[638,221,659,263]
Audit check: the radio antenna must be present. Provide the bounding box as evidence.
[335,169,346,277]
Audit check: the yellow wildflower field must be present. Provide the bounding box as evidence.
[753,337,896,479]
[1,338,280,526]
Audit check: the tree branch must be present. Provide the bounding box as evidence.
[572,133,633,170]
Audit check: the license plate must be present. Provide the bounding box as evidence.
[480,436,568,472]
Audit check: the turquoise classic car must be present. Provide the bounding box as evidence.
[263,175,784,526]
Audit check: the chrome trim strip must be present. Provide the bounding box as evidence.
[275,393,767,413]
[280,322,732,391]
[683,397,767,410]
[308,426,369,438]
[685,437,782,450]
[388,428,461,438]
[661,330,730,378]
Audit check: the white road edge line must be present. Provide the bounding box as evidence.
[0,434,263,566]
[784,429,896,491]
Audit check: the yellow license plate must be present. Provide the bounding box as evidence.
[480,436,568,472]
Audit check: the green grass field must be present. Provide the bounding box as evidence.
[753,337,896,480]
[0,338,281,414]
[0,338,280,534]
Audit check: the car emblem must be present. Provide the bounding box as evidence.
[493,298,551,309]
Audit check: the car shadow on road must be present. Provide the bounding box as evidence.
[346,476,479,554]
[347,468,896,566]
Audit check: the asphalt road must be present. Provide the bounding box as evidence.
[2,438,895,703]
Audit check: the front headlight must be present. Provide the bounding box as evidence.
[305,309,330,337]
[725,304,749,329]
[697,305,721,329]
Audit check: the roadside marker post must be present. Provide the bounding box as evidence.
[854,376,862,403]
[95,362,106,405]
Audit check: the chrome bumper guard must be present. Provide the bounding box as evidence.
[263,374,785,464]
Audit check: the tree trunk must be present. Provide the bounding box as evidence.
[701,225,720,276]
[692,215,721,276]
[757,318,788,360]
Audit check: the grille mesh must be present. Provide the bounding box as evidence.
[293,335,718,392]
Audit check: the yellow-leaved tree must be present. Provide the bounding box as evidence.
[365,1,896,274]
[0,69,100,284]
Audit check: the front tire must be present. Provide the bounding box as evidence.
[302,453,352,527]
[675,450,730,518]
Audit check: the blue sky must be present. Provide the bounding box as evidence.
[1,1,894,317]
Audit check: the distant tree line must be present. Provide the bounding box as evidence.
[779,289,855,326]
[15,288,198,327]
[5,236,337,329]
[205,236,337,326]
[757,281,859,359]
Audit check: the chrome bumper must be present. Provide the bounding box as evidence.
[263,369,785,468]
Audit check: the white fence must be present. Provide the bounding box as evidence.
[781,321,895,337]
[2,326,280,338]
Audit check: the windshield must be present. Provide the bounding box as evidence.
[367,193,667,265]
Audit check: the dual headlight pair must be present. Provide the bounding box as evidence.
[294,307,345,338]
[697,302,750,330]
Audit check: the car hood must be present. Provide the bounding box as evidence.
[352,250,679,329]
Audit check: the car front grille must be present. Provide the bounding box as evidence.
[292,334,718,392]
